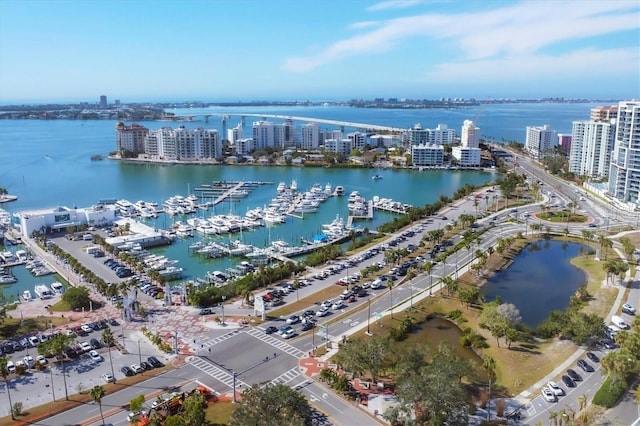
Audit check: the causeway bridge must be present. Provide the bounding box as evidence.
[176,113,408,134]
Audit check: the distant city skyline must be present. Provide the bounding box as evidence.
[1,0,638,103]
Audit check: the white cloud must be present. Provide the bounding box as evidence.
[283,1,640,72]
[424,47,640,85]
[349,21,380,30]
[367,0,424,12]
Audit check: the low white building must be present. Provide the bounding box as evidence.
[411,144,444,166]
[16,205,116,237]
[452,146,481,166]
[324,138,352,157]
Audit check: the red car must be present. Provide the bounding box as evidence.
[335,280,347,286]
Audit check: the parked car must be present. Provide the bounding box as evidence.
[140,361,153,371]
[566,369,582,382]
[547,381,564,396]
[199,308,214,315]
[286,315,301,325]
[90,338,102,349]
[331,301,345,310]
[586,352,600,363]
[622,302,636,315]
[121,366,135,377]
[577,359,594,373]
[541,387,556,403]
[89,350,103,362]
[36,355,48,366]
[265,326,278,335]
[130,363,144,374]
[79,341,92,352]
[301,322,315,331]
[278,325,293,336]
[101,373,115,383]
[561,375,575,388]
[315,307,330,317]
[147,356,163,368]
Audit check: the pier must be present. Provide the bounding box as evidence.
[193,180,272,205]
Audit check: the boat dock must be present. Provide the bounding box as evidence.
[347,201,374,228]
[193,181,272,205]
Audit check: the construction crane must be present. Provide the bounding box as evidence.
[473,97,491,124]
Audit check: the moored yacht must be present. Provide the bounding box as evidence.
[50,282,65,294]
[22,290,33,301]
[334,186,345,196]
[34,284,53,299]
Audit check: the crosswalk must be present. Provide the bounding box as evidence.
[243,326,306,358]
[270,367,302,385]
[190,356,249,389]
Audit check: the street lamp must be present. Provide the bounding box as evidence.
[366,298,371,335]
[138,340,142,366]
[221,296,226,325]
[232,371,238,403]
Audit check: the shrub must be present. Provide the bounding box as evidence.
[593,376,630,408]
[447,310,463,321]
[12,402,23,417]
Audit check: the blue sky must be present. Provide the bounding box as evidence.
[1,0,638,103]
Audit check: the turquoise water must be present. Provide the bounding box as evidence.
[0,102,603,294]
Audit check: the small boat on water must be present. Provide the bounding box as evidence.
[34,284,53,299]
[372,174,383,180]
[22,290,33,301]
[50,282,65,294]
[334,186,345,196]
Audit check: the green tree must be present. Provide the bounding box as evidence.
[180,393,207,425]
[335,335,392,382]
[90,385,106,425]
[229,383,312,426]
[62,286,91,310]
[39,334,73,400]
[129,394,146,412]
[0,356,15,420]
[483,356,497,421]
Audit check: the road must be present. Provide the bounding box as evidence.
[7,150,639,425]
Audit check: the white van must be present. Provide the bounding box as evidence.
[611,315,629,330]
[82,233,93,241]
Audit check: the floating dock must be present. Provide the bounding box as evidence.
[193,180,272,206]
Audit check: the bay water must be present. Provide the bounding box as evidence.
[0,102,604,295]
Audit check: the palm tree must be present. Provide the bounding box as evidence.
[577,393,588,412]
[41,334,72,400]
[548,410,559,426]
[423,261,434,295]
[0,356,15,420]
[90,385,106,424]
[482,356,497,421]
[102,328,116,382]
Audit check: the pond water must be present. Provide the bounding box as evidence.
[414,315,483,365]
[481,240,592,327]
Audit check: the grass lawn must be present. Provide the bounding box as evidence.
[205,400,235,425]
[536,211,588,223]
[325,235,619,397]
[0,317,71,340]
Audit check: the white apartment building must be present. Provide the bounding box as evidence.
[609,100,640,209]
[460,120,480,148]
[525,125,556,158]
[116,122,149,154]
[569,120,615,178]
[143,126,221,160]
[429,124,456,145]
[234,138,255,155]
[227,123,243,144]
[411,144,444,166]
[279,119,296,148]
[324,138,352,157]
[369,134,397,148]
[452,147,481,167]
[301,123,320,149]
[348,131,368,151]
[408,123,429,145]
[252,120,275,150]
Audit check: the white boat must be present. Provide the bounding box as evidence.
[324,183,332,196]
[290,180,298,192]
[34,284,53,299]
[372,174,383,180]
[277,182,286,193]
[50,282,65,294]
[334,186,345,196]
[22,290,33,301]
[0,271,16,284]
